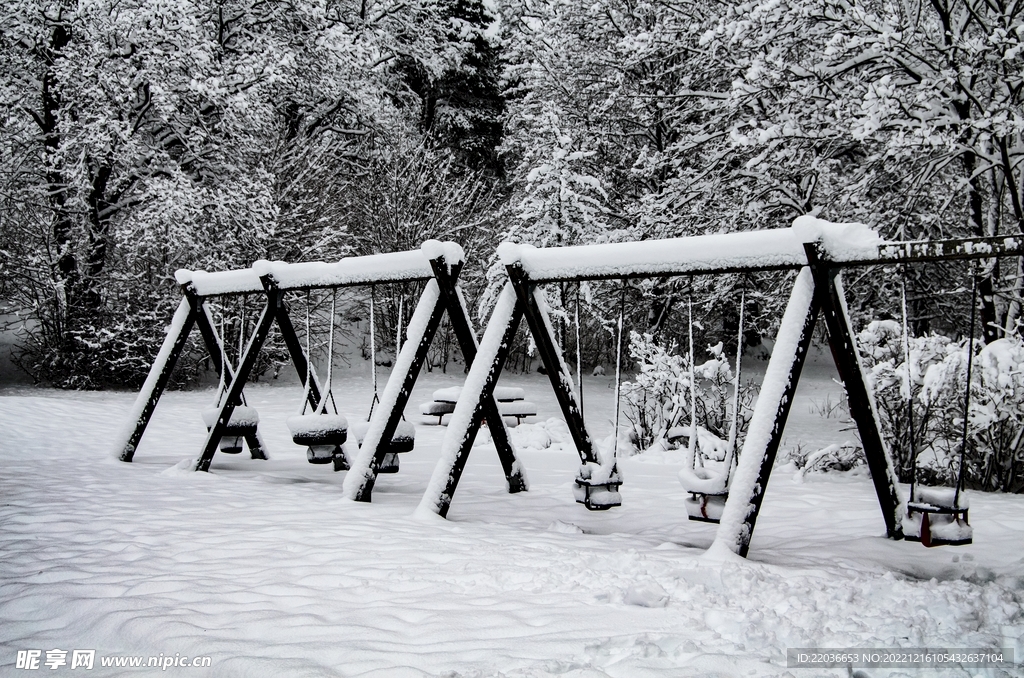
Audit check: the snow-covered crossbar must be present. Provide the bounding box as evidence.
[497,217,1024,283]
[174,247,456,297]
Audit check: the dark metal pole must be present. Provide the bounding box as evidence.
[506,261,597,465]
[805,243,903,539]
[429,256,528,493]
[194,293,277,472]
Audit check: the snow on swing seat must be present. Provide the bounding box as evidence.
[903,486,972,547]
[349,420,416,453]
[286,414,349,446]
[678,465,729,495]
[201,406,260,430]
[573,461,622,511]
[201,406,260,455]
[909,485,969,510]
[678,465,730,524]
[287,414,348,465]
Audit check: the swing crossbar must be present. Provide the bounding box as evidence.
[502,233,1024,284]
[176,248,449,298]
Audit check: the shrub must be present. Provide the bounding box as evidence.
[858,321,1024,493]
[622,331,756,455]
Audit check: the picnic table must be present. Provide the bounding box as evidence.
[419,386,537,425]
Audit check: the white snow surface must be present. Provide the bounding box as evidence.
[2,355,1023,677]
[496,218,885,282]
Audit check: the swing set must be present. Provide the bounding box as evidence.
[114,241,528,504]
[117,220,1020,558]
[419,219,1022,558]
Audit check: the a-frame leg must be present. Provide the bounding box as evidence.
[193,298,267,460]
[429,257,528,493]
[805,244,904,539]
[711,268,820,557]
[263,284,321,410]
[115,297,196,462]
[506,262,599,466]
[194,293,277,472]
[344,280,449,498]
[419,282,526,517]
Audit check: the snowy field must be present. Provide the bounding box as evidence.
[1,357,1022,677]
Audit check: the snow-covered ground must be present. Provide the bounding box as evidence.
[1,357,1022,677]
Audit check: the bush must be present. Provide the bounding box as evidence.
[858,320,1024,493]
[622,331,756,455]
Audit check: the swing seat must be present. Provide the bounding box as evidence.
[287,414,349,447]
[349,421,416,454]
[679,466,730,523]
[903,486,972,547]
[202,406,260,454]
[573,464,622,511]
[287,414,348,465]
[349,421,416,474]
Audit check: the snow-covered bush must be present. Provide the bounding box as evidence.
[622,331,756,454]
[859,321,1024,493]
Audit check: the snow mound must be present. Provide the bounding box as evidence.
[623,582,669,608]
[510,418,570,451]
[791,214,884,260]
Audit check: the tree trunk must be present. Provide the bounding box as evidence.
[963,151,998,343]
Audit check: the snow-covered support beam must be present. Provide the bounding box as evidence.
[194,294,277,472]
[192,293,267,461]
[494,225,1022,288]
[502,231,808,283]
[183,250,436,297]
[419,283,527,518]
[114,296,196,462]
[344,279,447,495]
[710,269,820,558]
[344,242,494,500]
[428,255,527,494]
[504,255,598,466]
[805,244,904,540]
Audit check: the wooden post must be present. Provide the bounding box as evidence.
[194,293,277,472]
[116,296,196,462]
[805,244,904,539]
[260,279,320,409]
[419,283,526,518]
[712,269,820,557]
[193,295,267,460]
[506,262,598,465]
[350,286,446,493]
[429,256,527,493]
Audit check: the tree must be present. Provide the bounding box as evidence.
[0,0,471,386]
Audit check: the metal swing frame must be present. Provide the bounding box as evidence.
[422,229,1023,557]
[114,243,528,504]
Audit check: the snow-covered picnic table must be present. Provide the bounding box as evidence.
[419,386,537,425]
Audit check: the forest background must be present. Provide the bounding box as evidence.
[1,0,1022,391]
